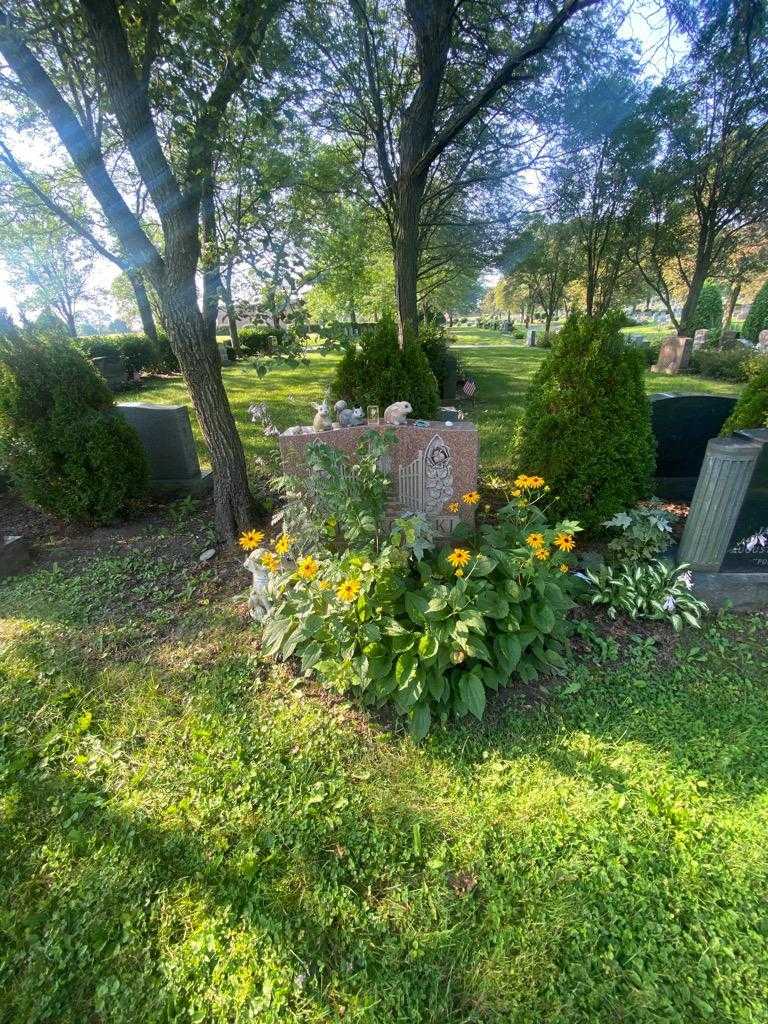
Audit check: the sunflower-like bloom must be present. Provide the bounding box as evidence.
[336,578,361,602]
[554,532,575,552]
[534,547,550,561]
[296,555,319,580]
[462,491,480,505]
[526,532,545,549]
[559,563,569,573]
[446,501,460,513]
[239,529,265,551]
[274,533,293,555]
[260,551,280,572]
[447,547,471,569]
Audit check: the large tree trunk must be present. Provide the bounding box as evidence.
[161,279,255,539]
[225,297,240,353]
[128,269,158,344]
[393,178,423,345]
[678,230,713,337]
[723,280,741,331]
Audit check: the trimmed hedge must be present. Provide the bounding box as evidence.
[721,362,768,434]
[0,324,148,523]
[691,282,723,334]
[334,318,439,419]
[516,313,655,530]
[75,332,179,374]
[743,279,768,342]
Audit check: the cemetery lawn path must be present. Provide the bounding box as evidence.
[137,339,743,476]
[0,507,767,1024]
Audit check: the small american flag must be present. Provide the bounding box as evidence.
[462,378,477,399]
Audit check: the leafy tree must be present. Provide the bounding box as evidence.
[500,217,581,334]
[0,0,286,538]
[743,279,768,341]
[691,281,723,334]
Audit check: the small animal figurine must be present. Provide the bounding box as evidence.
[312,398,333,432]
[338,405,365,427]
[383,401,412,425]
[282,424,315,436]
[334,399,348,416]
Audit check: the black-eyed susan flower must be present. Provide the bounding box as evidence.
[260,551,280,572]
[296,555,319,580]
[239,529,265,551]
[274,533,293,555]
[554,532,575,552]
[447,547,471,569]
[446,501,460,513]
[534,547,550,561]
[526,532,545,549]
[336,578,361,602]
[462,490,480,505]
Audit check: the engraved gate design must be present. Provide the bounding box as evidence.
[396,434,454,517]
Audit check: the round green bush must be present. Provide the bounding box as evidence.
[691,282,723,334]
[0,322,148,524]
[516,313,655,530]
[721,361,768,434]
[743,279,768,342]
[334,317,439,419]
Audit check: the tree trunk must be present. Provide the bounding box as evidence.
[128,269,158,344]
[678,231,713,337]
[225,298,240,353]
[63,308,77,337]
[723,280,741,331]
[393,178,423,346]
[161,278,255,540]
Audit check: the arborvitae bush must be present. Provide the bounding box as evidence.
[691,282,723,334]
[334,317,439,418]
[721,362,768,433]
[0,322,148,523]
[516,313,655,530]
[74,331,179,374]
[743,279,768,342]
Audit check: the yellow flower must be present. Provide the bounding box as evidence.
[239,529,264,551]
[559,563,569,573]
[447,547,471,568]
[260,551,280,573]
[318,579,331,591]
[336,578,361,602]
[534,547,550,561]
[296,555,319,580]
[514,474,531,488]
[554,532,576,552]
[527,475,545,489]
[511,488,522,497]
[446,501,460,513]
[526,532,545,549]
[455,568,464,578]
[462,491,480,505]
[274,533,293,555]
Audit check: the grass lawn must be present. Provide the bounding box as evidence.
[138,331,743,476]
[1,525,767,1023]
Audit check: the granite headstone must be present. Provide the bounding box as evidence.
[115,402,212,495]
[651,334,692,374]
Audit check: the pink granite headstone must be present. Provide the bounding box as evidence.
[651,334,693,374]
[278,420,479,535]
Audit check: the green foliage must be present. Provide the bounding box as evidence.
[743,278,768,341]
[689,346,760,382]
[74,331,179,374]
[237,325,285,355]
[582,561,707,631]
[0,325,148,523]
[334,317,439,418]
[721,361,768,433]
[691,281,723,334]
[603,501,675,564]
[516,314,655,529]
[262,473,580,738]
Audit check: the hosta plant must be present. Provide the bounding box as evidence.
[257,474,581,739]
[582,560,707,631]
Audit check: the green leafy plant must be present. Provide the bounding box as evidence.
[602,502,675,564]
[334,316,439,418]
[258,473,581,738]
[689,346,761,382]
[691,281,723,334]
[582,561,707,631]
[516,313,655,529]
[0,321,148,523]
[721,360,768,433]
[743,278,768,342]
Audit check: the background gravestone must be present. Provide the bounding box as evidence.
[115,402,212,495]
[692,329,708,350]
[719,329,738,349]
[720,428,768,572]
[525,329,537,347]
[217,343,231,365]
[651,334,692,374]
[92,353,126,391]
[650,393,737,501]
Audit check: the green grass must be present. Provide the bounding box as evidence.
[136,339,743,477]
[1,550,767,1023]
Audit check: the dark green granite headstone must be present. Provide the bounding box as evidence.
[651,393,737,501]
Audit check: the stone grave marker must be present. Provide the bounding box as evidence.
[651,393,737,501]
[757,329,768,353]
[692,328,709,350]
[115,402,212,496]
[92,352,126,391]
[0,535,31,577]
[719,329,738,349]
[217,342,231,365]
[627,333,649,349]
[525,329,537,347]
[651,334,692,374]
[279,419,478,537]
[677,427,768,607]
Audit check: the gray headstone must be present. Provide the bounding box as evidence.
[627,333,649,348]
[692,329,709,350]
[719,329,738,350]
[525,329,537,347]
[92,354,126,391]
[115,402,212,496]
[217,342,231,365]
[0,535,31,577]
